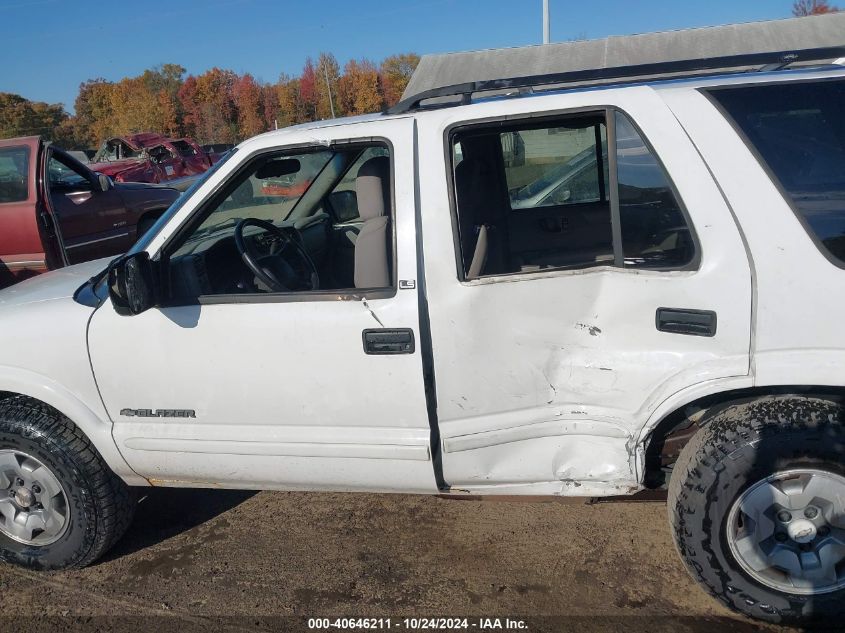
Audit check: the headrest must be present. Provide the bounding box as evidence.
[356,156,390,221]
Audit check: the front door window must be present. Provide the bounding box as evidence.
[166,143,393,300]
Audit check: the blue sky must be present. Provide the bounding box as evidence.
[2,0,793,112]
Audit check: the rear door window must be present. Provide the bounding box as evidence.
[450,110,695,279]
[615,111,695,268]
[710,80,845,265]
[0,146,30,203]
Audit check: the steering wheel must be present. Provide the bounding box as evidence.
[234,218,319,292]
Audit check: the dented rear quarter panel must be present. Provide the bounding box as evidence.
[659,74,845,393]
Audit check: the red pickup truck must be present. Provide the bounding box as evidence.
[0,136,179,289]
[88,133,221,190]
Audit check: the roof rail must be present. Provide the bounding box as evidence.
[388,46,845,115]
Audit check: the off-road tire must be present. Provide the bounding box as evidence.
[668,396,845,624]
[0,396,135,569]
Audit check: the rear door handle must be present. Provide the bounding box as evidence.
[362,328,415,355]
[656,308,717,337]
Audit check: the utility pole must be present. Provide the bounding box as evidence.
[323,63,336,118]
[543,0,550,44]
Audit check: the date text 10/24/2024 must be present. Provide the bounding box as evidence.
[307,618,529,630]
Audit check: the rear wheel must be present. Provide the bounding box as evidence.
[0,396,135,569]
[668,396,845,624]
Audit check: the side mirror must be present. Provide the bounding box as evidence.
[328,190,359,223]
[108,252,158,316]
[96,173,112,192]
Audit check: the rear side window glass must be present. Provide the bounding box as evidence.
[48,153,89,190]
[710,80,845,265]
[615,111,695,268]
[502,123,608,209]
[0,146,29,203]
[450,110,694,279]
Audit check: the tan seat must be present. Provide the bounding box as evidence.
[354,157,391,288]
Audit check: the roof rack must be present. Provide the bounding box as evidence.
[388,46,845,115]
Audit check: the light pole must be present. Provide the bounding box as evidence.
[543,0,550,44]
[324,63,336,119]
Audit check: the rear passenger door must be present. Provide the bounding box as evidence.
[418,91,752,492]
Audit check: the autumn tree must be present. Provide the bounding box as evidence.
[193,67,239,143]
[793,0,839,14]
[5,50,424,147]
[380,53,420,107]
[144,64,185,135]
[232,73,266,138]
[338,59,383,115]
[109,76,163,135]
[157,89,179,137]
[178,75,201,138]
[0,93,68,139]
[299,58,318,121]
[276,74,304,126]
[72,79,116,146]
[261,84,279,130]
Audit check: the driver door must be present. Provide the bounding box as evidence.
[46,149,132,264]
[88,118,438,493]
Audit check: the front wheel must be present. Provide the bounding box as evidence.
[0,396,135,569]
[668,396,845,624]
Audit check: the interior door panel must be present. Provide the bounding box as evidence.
[507,202,614,269]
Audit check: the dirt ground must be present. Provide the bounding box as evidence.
[0,489,792,633]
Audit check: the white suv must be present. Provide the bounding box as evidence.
[0,49,843,625]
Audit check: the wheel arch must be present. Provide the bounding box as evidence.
[640,384,845,489]
[136,208,166,237]
[0,366,146,486]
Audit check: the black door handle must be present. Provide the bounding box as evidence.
[362,328,415,355]
[656,308,717,337]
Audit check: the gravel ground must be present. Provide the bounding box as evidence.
[0,489,793,632]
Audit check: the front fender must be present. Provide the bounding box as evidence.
[0,365,147,486]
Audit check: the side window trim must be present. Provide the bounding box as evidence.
[606,108,624,267]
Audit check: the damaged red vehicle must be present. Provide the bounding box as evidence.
[88,133,222,191]
[0,136,179,288]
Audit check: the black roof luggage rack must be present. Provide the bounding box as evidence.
[387,46,845,115]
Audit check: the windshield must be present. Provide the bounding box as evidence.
[93,140,143,163]
[179,149,333,246]
[128,148,239,255]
